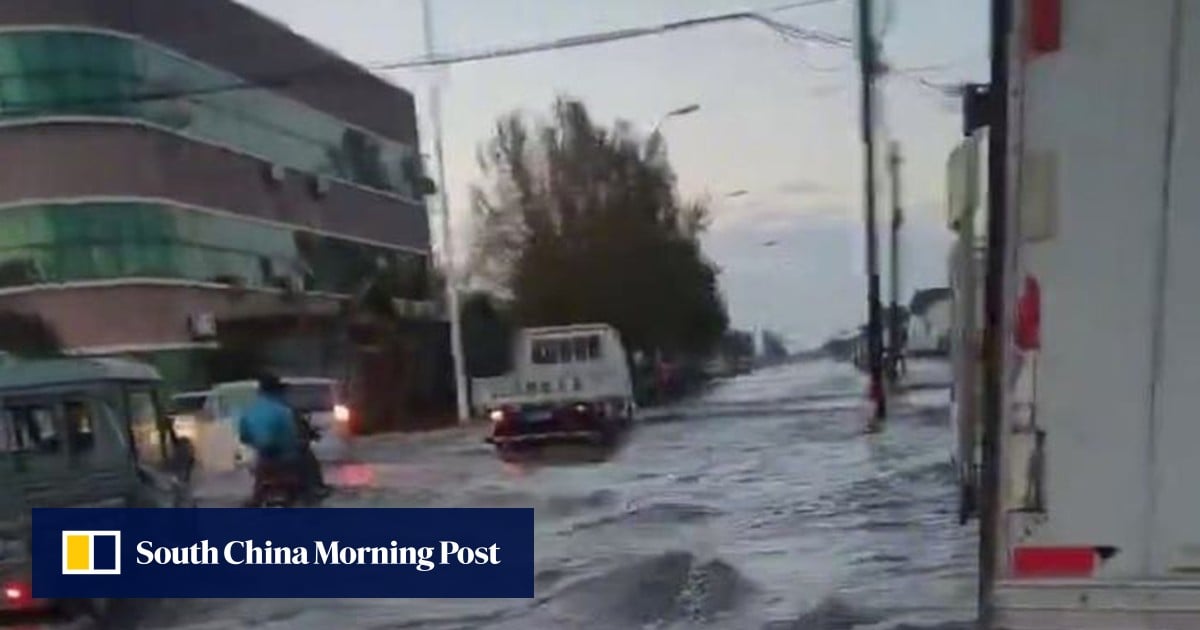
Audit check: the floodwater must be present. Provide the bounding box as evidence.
[58,359,977,630]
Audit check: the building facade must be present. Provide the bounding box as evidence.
[0,0,447,405]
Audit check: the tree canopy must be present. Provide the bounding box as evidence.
[460,290,514,377]
[470,97,728,357]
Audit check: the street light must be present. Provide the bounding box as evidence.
[649,103,701,138]
[725,189,750,199]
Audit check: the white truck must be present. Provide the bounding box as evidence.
[477,324,635,455]
[961,1,1200,627]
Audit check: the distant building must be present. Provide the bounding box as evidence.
[907,288,952,355]
[0,0,447,403]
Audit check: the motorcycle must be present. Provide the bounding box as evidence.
[246,415,329,507]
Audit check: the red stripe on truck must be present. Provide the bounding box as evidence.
[1029,0,1062,55]
[1012,546,1096,578]
[1015,276,1041,351]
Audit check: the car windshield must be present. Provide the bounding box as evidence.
[170,394,208,414]
[285,383,335,412]
[215,386,258,419]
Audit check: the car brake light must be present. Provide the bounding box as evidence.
[4,581,27,603]
[334,404,351,423]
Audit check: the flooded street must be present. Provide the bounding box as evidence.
[83,359,973,630]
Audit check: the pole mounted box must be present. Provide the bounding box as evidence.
[962,83,993,138]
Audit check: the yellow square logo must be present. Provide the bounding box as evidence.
[61,531,121,575]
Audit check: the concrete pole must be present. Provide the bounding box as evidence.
[422,0,471,424]
[857,0,887,420]
[887,141,903,382]
[979,0,1015,622]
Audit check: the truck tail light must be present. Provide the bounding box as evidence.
[1012,545,1117,578]
[3,581,29,606]
[1029,0,1062,55]
[490,406,518,425]
[1016,275,1041,351]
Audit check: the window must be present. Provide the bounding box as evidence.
[215,387,258,422]
[169,393,207,415]
[587,335,602,360]
[2,398,125,466]
[0,202,428,296]
[1,405,59,455]
[128,389,165,467]
[71,397,132,466]
[532,340,559,365]
[0,31,418,195]
[285,384,335,412]
[63,401,95,455]
[571,336,590,360]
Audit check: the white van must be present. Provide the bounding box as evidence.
[206,377,352,470]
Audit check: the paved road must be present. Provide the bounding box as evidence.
[53,359,976,630]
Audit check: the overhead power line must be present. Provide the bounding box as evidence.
[0,2,852,113]
[765,0,847,12]
[0,0,965,113]
[375,8,852,70]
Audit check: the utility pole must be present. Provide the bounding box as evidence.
[857,0,886,420]
[422,0,471,424]
[979,0,1014,624]
[887,141,904,383]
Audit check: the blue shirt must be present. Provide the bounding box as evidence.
[237,394,299,459]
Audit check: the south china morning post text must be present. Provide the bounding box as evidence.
[32,508,535,599]
[135,539,501,571]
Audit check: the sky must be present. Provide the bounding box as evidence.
[239,0,989,350]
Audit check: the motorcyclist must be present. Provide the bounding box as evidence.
[238,374,303,505]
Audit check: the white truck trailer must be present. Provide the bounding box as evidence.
[967,1,1200,627]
